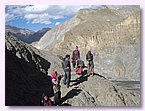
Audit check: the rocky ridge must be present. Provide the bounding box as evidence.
[5,34,54,105]
[60,73,140,106]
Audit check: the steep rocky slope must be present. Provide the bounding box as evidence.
[33,5,140,81]
[5,34,54,106]
[34,17,81,50]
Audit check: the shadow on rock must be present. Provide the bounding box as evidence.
[70,69,89,86]
[61,103,72,106]
[71,76,88,86]
[5,49,53,106]
[34,53,51,73]
[93,73,107,79]
[61,88,82,103]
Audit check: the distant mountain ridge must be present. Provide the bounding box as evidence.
[5,25,34,34]
[5,25,51,43]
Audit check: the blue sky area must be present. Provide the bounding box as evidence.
[6,15,73,31]
[5,5,99,31]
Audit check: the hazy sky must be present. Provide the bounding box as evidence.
[5,5,99,31]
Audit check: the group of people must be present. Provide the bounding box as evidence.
[41,46,94,106]
[72,46,94,76]
[62,46,94,87]
[41,71,62,106]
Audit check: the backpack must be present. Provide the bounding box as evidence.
[75,67,83,75]
[77,59,84,67]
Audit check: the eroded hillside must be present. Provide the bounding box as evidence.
[33,5,140,81]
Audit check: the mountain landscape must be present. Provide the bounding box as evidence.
[5,25,51,43]
[33,5,140,81]
[5,5,140,106]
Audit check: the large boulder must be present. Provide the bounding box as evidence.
[61,74,140,106]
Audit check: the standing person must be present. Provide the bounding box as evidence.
[72,46,80,69]
[86,50,94,76]
[62,54,71,88]
[51,71,62,106]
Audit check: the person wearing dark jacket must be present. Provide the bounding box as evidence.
[72,46,80,69]
[86,50,94,76]
[62,54,71,88]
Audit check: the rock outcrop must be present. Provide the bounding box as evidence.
[5,34,54,106]
[61,73,140,106]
